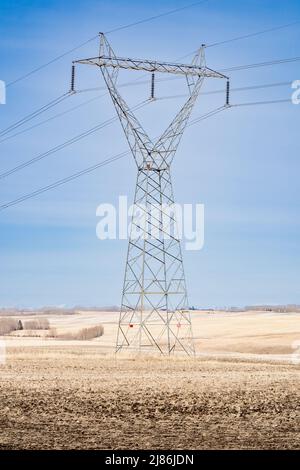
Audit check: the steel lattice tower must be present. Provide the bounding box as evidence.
[75,33,228,355]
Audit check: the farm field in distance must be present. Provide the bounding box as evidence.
[0,309,300,450]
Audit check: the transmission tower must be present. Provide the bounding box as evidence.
[74,33,229,356]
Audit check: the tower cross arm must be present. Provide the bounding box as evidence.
[74,56,227,79]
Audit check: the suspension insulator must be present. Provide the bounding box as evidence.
[226,80,230,106]
[150,73,155,100]
[70,64,76,93]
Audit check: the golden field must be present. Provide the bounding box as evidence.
[0,309,299,449]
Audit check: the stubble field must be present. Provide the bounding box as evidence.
[0,310,299,449]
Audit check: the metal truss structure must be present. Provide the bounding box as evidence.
[75,33,228,355]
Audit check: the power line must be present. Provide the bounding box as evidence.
[0,81,293,177]
[1,80,292,145]
[0,92,72,138]
[189,105,229,126]
[157,56,300,79]
[105,0,211,34]
[0,101,149,180]
[3,4,298,148]
[1,78,291,178]
[6,4,298,89]
[0,73,154,142]
[3,51,299,141]
[0,106,223,212]
[1,2,214,138]
[1,53,297,176]
[177,20,300,58]
[156,80,293,100]
[77,78,293,96]
[0,151,130,211]
[0,98,292,212]
[108,55,300,90]
[6,0,212,88]
[149,55,300,87]
[6,36,99,88]
[221,56,300,72]
[206,20,300,48]
[210,81,292,94]
[232,98,292,107]
[1,74,157,142]
[0,94,106,145]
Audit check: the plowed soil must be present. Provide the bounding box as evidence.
[0,346,299,449]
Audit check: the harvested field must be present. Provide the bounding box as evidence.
[0,310,299,450]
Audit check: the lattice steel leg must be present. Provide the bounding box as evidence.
[116,166,195,355]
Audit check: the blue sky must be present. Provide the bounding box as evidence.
[0,0,299,308]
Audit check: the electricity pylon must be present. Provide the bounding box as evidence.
[74,33,228,355]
